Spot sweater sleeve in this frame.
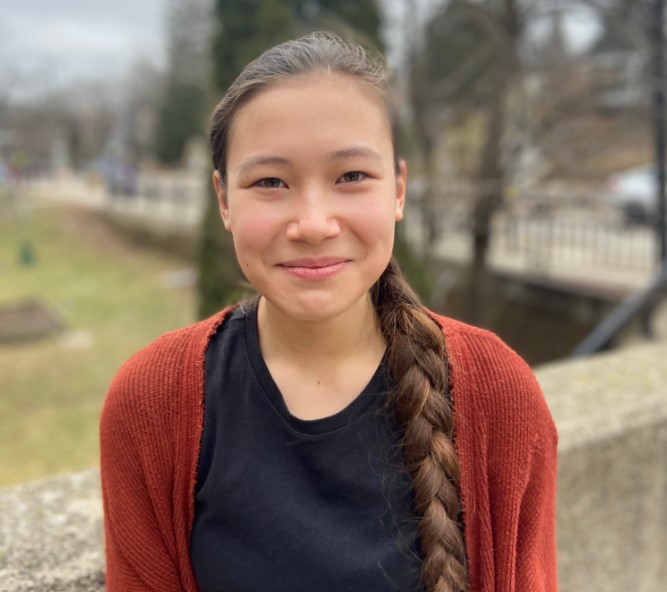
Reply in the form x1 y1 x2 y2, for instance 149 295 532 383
485 338 559 592
479 334 558 592
514 400 558 592
99 341 197 592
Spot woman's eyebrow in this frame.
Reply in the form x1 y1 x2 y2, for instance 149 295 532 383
236 147 383 175
236 155 290 174
326 146 384 161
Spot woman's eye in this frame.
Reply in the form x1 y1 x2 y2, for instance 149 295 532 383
336 171 366 184
255 178 286 189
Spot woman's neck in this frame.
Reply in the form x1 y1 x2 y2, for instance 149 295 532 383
256 295 386 420
256 295 385 364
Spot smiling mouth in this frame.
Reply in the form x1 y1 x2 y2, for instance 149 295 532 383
277 258 350 280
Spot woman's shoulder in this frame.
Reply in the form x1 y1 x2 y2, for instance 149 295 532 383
101 307 234 428
426 309 557 445
114 309 229 382
426 309 531 373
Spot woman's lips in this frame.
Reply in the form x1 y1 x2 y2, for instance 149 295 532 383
277 258 350 280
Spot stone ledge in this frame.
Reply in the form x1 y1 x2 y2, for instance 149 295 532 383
536 341 667 592
0 468 104 591
535 339 667 450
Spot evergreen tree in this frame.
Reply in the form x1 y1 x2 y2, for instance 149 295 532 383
154 0 212 166
154 82 206 165
211 0 297 93
301 0 384 51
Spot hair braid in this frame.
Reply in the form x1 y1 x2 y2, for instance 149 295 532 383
372 259 468 592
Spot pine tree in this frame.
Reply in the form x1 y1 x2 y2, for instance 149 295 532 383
154 0 212 165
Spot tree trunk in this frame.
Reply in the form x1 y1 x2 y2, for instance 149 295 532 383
466 79 508 325
465 0 520 325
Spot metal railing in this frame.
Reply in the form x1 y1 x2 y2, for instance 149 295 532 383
572 263 667 356
495 214 656 273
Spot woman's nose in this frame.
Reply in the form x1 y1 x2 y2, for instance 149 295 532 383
285 194 340 243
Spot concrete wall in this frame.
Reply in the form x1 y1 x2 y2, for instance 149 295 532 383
538 341 667 592
1 341 666 591
0 469 104 591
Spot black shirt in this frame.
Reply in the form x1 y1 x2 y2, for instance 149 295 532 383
191 305 424 592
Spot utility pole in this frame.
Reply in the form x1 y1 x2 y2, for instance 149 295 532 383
653 0 667 266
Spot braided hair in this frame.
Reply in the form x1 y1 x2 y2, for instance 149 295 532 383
372 259 466 591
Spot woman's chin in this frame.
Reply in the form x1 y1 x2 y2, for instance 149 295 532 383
261 290 373 326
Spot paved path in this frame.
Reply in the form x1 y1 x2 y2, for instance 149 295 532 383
23 175 106 210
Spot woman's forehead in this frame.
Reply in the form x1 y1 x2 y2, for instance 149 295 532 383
226 74 393 165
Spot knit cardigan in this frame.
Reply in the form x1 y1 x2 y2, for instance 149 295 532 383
100 307 558 592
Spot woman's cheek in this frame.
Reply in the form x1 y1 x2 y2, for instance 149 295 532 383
356 199 396 237
232 212 281 258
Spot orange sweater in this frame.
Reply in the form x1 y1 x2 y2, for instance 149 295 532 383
100 308 558 591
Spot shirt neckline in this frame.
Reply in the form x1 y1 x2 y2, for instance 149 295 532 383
243 303 389 436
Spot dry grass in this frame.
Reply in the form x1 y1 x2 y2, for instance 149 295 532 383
0 202 197 486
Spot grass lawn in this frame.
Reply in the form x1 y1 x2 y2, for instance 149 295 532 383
0 200 197 486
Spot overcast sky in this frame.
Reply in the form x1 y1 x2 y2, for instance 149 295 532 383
2 0 600 96
1 0 167 92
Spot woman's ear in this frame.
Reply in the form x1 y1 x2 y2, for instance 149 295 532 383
213 170 232 231
395 159 407 222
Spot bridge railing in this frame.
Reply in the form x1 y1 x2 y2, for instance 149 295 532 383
494 214 657 273
572 263 667 355
404 192 658 281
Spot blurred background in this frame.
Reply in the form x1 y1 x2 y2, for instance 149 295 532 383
1 0 665 487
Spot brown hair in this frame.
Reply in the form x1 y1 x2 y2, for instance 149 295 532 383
209 31 467 592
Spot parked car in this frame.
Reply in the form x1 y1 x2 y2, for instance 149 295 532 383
606 165 660 225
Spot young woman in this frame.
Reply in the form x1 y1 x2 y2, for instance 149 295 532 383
100 32 557 592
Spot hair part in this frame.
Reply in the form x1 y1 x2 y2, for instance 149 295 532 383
210 32 467 592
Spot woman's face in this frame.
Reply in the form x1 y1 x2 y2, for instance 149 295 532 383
214 73 406 324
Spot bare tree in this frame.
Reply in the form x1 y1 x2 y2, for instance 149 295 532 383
398 0 652 321
401 0 523 319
